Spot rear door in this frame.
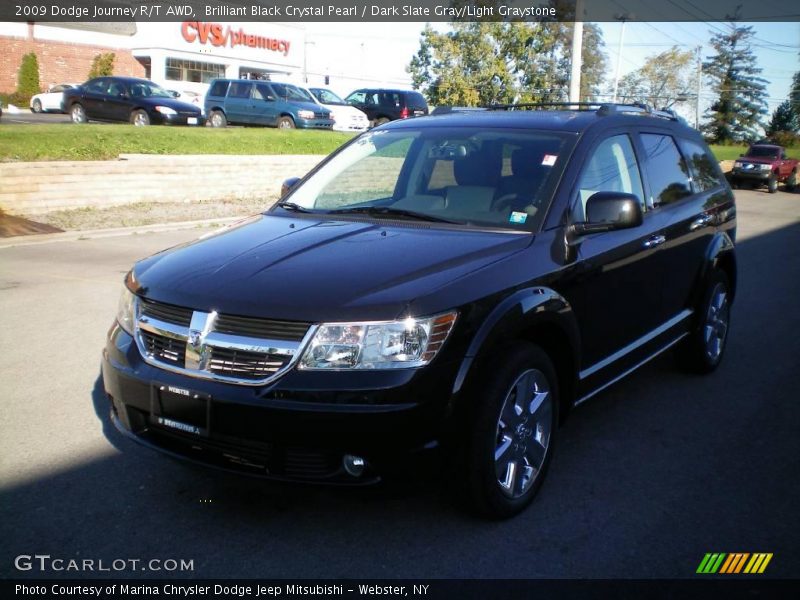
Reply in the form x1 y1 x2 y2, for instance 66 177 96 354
225 81 254 124
81 78 109 119
648 133 732 318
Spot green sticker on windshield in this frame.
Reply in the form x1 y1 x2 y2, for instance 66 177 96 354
509 211 528 224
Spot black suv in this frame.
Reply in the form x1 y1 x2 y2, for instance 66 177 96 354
103 103 736 518
344 88 429 127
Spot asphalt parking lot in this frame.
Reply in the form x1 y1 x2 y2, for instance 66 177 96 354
1 189 798 579
0 111 70 125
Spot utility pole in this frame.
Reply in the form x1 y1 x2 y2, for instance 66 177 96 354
695 45 702 129
611 15 628 103
568 0 584 103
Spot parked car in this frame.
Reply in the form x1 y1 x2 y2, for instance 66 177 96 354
167 89 204 113
30 83 80 113
730 143 798 193
344 88 429 127
103 103 736 518
204 79 333 129
307 87 369 132
62 77 205 126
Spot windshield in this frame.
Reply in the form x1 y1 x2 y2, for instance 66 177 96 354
312 89 345 104
129 81 173 98
745 146 779 159
271 83 315 103
278 127 573 231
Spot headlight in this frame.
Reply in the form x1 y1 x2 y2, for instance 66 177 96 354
733 161 743 168
154 106 176 115
297 109 315 119
117 286 137 335
300 312 457 370
759 164 771 171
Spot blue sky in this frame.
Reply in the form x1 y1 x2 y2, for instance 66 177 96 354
305 21 799 117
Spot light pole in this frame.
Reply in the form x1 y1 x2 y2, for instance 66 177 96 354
611 14 629 103
303 40 316 83
568 0 584 103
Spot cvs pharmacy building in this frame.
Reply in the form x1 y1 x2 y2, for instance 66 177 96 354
0 21 303 95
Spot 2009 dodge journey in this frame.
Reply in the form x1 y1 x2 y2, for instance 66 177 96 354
103 102 736 518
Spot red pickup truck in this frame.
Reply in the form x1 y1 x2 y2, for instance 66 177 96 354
730 144 798 193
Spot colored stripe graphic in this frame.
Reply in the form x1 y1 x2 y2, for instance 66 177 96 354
744 553 773 574
698 552 773 574
697 553 727 573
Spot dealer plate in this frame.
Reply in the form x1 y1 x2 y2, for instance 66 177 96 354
187 117 198 125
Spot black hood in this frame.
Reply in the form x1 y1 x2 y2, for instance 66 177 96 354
133 215 531 322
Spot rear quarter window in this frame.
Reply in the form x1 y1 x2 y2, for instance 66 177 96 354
406 92 428 109
208 80 229 98
679 139 725 192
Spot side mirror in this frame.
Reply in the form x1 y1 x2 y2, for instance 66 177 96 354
572 192 643 235
169 90 180 98
281 176 301 198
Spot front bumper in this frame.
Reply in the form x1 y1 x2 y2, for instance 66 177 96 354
731 167 772 181
102 324 457 484
295 118 334 130
159 113 206 126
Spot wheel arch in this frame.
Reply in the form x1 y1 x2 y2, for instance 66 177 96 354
704 231 737 301
451 287 580 423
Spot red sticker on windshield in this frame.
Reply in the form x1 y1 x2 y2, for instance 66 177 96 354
542 154 557 166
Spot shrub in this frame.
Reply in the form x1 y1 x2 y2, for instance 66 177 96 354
88 53 115 78
16 52 40 103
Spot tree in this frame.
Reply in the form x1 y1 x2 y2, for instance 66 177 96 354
702 25 769 143
790 68 800 118
617 47 697 109
88 53 115 78
407 19 607 107
17 52 40 101
766 100 799 135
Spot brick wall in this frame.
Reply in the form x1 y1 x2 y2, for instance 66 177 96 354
0 28 144 94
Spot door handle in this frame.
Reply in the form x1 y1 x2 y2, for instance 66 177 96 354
690 213 713 231
643 234 666 249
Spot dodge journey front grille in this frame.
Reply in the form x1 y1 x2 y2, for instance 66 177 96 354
134 298 314 385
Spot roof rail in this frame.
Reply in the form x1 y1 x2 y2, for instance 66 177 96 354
484 101 684 123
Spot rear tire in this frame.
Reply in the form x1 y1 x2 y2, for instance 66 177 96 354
70 103 87 124
277 116 295 129
373 117 390 127
786 169 797 192
208 110 227 128
464 343 558 519
676 270 731 374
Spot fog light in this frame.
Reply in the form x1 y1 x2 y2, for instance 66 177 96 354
343 454 366 477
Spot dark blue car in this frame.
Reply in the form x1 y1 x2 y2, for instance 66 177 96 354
62 77 205 126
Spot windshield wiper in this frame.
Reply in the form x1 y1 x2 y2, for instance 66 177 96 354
275 201 313 213
327 206 459 224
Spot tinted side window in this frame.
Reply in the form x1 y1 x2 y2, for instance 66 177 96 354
640 134 692 207
228 82 252 99
208 80 229 98
407 92 428 108
253 83 273 101
573 134 644 222
85 79 107 94
679 139 724 192
346 91 366 104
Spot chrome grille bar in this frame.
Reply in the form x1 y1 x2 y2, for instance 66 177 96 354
133 298 316 386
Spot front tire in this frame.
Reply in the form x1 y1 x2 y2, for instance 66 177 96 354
31 99 42 113
131 109 150 127
676 270 731 374
466 343 558 519
277 116 295 129
767 173 778 194
70 103 87 124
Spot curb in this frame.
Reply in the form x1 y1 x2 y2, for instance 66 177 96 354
0 216 241 249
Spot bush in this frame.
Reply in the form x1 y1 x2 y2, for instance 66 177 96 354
766 130 800 148
88 53 115 78
16 52 40 103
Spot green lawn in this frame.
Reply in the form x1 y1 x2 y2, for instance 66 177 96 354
710 144 800 161
0 124 354 161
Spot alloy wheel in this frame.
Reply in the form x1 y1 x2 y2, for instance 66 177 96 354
704 283 729 361
494 369 552 499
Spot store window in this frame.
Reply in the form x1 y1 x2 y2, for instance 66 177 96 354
165 58 225 84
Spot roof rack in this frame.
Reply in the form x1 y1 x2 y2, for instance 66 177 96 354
432 102 686 123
